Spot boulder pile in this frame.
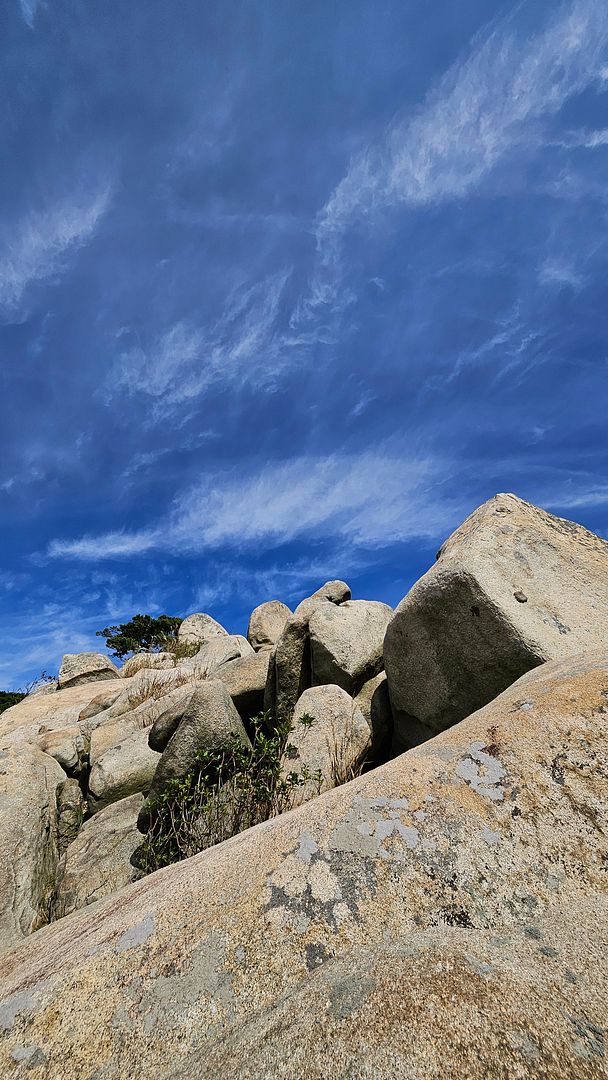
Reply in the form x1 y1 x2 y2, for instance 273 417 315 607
0 493 606 1079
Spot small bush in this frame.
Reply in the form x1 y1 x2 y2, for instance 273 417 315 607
136 712 322 873
0 690 25 714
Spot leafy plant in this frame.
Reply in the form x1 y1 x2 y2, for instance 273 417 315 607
96 614 183 659
136 712 322 873
0 690 25 714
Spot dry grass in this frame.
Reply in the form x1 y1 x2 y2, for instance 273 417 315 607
126 670 193 711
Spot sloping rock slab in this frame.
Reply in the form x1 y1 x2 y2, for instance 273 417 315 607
0 652 607 1078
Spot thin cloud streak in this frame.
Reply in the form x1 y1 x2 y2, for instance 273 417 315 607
319 0 608 235
18 0 40 28
0 184 112 313
47 451 456 560
301 0 608 324
111 268 292 418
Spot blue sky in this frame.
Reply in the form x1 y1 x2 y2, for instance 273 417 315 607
1 0 608 687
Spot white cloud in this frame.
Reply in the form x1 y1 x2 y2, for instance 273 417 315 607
47 450 458 560
315 0 608 265
0 185 111 313
112 268 291 417
18 0 41 28
541 481 608 509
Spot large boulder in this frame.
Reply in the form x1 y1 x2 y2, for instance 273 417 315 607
57 652 119 690
247 601 291 652
0 745 65 954
282 684 371 808
1 651 606 1077
177 612 228 647
147 686 204 753
384 493 608 750
267 581 351 723
88 729 160 815
138 680 251 832
193 635 254 676
309 599 392 695
54 794 143 919
214 651 271 720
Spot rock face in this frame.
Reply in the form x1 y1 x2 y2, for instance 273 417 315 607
214 651 271 719
283 684 371 808
54 794 143 919
384 493 608 750
267 581 352 723
56 779 84 854
138 681 250 832
247 601 291 652
1 650 606 1078
309 599 392 695
194 635 254 676
88 728 161 814
0 745 65 954
354 671 393 764
37 725 87 775
177 612 228 647
57 652 119 690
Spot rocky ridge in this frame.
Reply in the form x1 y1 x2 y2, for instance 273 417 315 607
0 493 606 1078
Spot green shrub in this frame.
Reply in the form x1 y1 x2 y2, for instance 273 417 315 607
136 711 321 873
0 690 25 714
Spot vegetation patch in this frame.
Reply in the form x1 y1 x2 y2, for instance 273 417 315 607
135 711 322 873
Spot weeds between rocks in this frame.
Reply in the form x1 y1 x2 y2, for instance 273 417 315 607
126 670 194 711
135 711 323 873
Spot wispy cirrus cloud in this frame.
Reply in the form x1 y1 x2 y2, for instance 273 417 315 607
47 450 457 560
18 0 42 28
299 0 608 324
0 184 112 314
111 268 291 418
319 0 608 240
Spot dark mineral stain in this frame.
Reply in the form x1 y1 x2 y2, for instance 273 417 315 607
305 943 331 971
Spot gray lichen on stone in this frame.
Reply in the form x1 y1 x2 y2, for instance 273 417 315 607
455 742 507 801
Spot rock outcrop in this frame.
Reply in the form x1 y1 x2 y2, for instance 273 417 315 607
88 729 160 814
0 745 65 953
283 684 371 807
57 652 119 690
1 650 606 1078
54 794 143 918
247 601 291 652
137 681 250 832
119 652 175 679
354 671 393 763
177 612 228 647
309 599 392 695
266 581 351 723
214 651 271 720
384 493 608 750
